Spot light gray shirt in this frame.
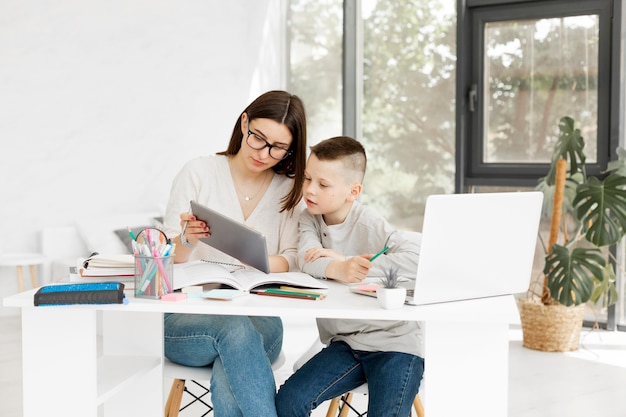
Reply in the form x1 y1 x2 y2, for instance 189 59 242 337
299 200 424 356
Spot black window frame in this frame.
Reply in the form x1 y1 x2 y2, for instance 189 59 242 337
456 0 619 190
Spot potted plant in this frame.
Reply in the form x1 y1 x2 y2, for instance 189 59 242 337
519 115 626 352
376 266 407 309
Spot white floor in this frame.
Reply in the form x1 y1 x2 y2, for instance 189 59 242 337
1 313 625 417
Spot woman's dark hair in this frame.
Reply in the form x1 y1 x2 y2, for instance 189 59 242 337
218 90 307 212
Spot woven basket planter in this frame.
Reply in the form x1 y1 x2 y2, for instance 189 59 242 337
518 299 585 352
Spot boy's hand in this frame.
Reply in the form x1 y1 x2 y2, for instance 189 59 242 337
326 256 372 283
304 247 346 262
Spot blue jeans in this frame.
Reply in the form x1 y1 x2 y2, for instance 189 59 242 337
164 313 283 417
276 341 424 417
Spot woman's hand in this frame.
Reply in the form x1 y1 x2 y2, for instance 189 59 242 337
179 212 210 246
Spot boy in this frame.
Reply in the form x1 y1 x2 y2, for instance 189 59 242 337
276 136 424 417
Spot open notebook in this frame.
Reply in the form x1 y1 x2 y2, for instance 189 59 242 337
351 191 543 305
173 260 328 292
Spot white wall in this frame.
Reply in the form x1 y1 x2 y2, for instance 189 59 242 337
0 0 287 312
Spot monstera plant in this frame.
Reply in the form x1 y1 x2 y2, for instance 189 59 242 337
520 116 626 351
539 116 626 307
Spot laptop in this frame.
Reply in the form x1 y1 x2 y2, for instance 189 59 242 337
351 191 543 305
190 200 271 273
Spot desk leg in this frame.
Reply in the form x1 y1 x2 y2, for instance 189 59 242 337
21 307 98 417
422 321 509 417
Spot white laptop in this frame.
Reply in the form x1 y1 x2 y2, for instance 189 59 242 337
352 191 543 305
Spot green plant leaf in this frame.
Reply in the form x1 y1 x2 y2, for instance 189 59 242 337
573 174 626 247
380 266 400 288
589 264 618 307
536 174 580 220
545 116 586 185
544 244 605 306
603 147 626 176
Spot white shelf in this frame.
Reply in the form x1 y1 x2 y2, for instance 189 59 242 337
97 355 161 405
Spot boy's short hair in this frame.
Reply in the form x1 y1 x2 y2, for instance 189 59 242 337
310 136 367 181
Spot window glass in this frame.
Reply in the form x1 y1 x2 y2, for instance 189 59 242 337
288 0 343 144
289 0 457 231
484 16 599 164
360 0 457 230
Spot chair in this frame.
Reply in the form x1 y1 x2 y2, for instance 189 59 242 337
295 339 425 417
0 252 47 292
164 350 286 417
325 386 424 417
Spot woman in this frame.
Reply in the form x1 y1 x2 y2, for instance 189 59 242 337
162 90 307 417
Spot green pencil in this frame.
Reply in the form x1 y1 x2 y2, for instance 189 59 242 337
127 226 137 241
370 245 390 261
263 288 323 298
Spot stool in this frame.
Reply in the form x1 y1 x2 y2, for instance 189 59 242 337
325 386 424 417
0 253 48 292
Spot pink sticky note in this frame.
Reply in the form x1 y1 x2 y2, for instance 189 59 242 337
355 284 379 293
161 293 187 302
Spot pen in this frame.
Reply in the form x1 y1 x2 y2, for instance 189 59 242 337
127 227 137 241
180 206 193 242
370 243 393 262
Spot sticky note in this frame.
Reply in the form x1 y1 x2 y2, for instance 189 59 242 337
354 284 379 293
161 293 187 302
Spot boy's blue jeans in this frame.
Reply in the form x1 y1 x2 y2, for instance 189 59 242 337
164 313 283 417
276 341 424 417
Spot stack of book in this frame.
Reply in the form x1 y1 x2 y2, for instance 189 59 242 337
71 253 135 287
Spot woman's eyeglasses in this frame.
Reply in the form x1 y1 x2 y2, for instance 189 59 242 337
246 121 291 160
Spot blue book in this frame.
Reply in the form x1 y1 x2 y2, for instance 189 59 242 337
34 282 126 306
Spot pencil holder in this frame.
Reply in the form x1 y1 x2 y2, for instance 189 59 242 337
134 254 174 299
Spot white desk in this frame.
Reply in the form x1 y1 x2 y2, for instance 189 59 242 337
4 281 519 417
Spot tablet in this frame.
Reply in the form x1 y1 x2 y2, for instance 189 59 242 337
190 200 270 273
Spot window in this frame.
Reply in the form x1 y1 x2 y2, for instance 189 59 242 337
459 0 614 186
289 0 457 231
459 0 623 329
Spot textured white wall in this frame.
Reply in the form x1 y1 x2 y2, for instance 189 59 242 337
0 0 287 311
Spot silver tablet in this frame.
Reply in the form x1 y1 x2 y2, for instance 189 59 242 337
190 200 270 273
